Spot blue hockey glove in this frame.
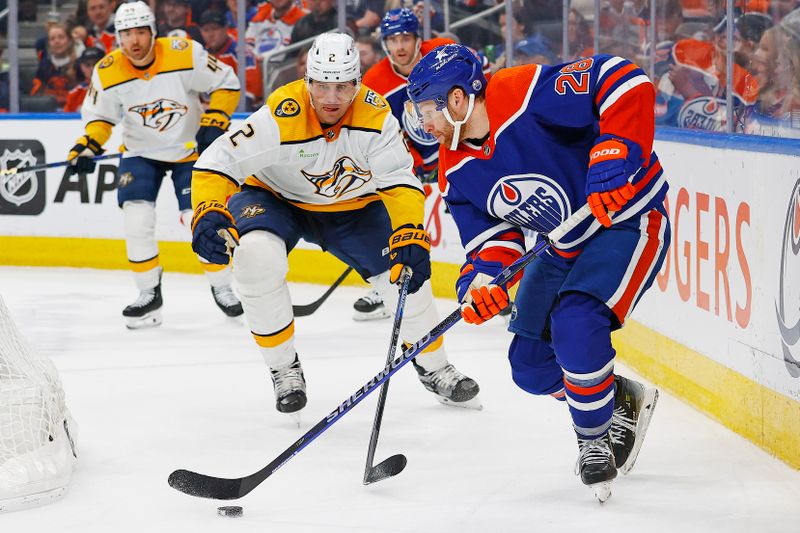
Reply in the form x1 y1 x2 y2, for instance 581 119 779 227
196 110 230 155
388 224 431 294
191 200 239 265
586 135 642 227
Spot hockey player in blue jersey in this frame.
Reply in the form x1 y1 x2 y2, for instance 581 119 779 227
407 44 670 501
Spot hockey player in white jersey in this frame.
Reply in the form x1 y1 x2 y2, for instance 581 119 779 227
190 32 481 416
66 1 243 329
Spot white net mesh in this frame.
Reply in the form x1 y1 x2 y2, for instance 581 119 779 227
0 295 76 512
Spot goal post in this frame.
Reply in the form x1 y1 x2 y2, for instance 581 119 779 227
0 295 77 513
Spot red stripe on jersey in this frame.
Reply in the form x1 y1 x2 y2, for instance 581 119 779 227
633 160 662 193
595 63 639 105
598 83 655 160
563 373 615 395
440 65 539 187
610 210 664 323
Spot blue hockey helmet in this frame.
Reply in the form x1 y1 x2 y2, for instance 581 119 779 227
407 44 486 111
380 8 420 40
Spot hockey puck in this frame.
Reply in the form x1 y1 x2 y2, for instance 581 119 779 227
217 505 243 518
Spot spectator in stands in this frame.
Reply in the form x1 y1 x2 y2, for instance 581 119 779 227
290 0 338 45
200 10 263 110
490 7 537 69
743 9 800 136
158 0 204 43
512 34 557 65
356 34 382 72
224 0 259 36
86 0 117 53
565 7 594 60
346 0 384 35
64 46 105 113
245 0 308 59
31 23 79 110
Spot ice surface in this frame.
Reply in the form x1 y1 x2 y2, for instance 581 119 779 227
1 267 798 532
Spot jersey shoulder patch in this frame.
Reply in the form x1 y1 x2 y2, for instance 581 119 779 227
266 80 321 144
155 37 195 73
95 49 133 90
348 85 390 132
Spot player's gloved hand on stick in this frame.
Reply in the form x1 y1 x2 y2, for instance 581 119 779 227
388 224 431 294
456 257 512 325
67 134 104 174
585 134 643 228
191 200 239 265
196 110 230 155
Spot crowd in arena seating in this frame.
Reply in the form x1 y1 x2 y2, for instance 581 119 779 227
1 0 799 137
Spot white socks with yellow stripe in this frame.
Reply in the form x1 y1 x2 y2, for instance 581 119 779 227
370 271 448 373
233 230 296 370
123 200 162 290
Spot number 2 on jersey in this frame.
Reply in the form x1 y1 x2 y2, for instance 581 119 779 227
554 58 593 95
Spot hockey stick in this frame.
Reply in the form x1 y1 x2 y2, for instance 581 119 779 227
167 204 591 501
0 141 198 176
362 268 411 485
292 266 354 317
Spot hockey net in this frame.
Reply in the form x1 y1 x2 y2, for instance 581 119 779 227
0 295 77 513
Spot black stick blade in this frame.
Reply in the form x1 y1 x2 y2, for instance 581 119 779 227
364 454 407 485
168 469 244 500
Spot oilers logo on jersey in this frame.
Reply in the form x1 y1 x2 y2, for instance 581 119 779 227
486 175 570 233
128 99 189 131
302 156 373 198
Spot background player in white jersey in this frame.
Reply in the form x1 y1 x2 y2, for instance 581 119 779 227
189 32 481 417
66 1 243 329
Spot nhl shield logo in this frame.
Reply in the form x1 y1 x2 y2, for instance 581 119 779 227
0 149 38 206
0 141 46 216
302 156 372 198
128 99 189 131
776 179 800 377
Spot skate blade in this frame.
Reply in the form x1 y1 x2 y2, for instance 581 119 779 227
591 481 613 503
436 394 483 410
124 310 163 330
619 388 659 475
352 309 391 321
287 411 301 428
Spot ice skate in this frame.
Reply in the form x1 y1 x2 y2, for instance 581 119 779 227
412 360 482 409
270 355 307 426
610 375 659 475
576 433 617 503
352 289 391 321
211 285 244 317
122 284 163 329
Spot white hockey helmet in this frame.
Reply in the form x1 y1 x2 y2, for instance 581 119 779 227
114 1 157 45
305 32 362 87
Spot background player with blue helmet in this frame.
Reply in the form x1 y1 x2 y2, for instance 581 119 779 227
352 8 455 322
407 44 669 502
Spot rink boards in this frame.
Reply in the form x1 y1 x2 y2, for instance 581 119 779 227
0 117 798 469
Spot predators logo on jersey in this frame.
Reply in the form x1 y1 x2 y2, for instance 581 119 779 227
302 156 372 198
128 99 189 132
